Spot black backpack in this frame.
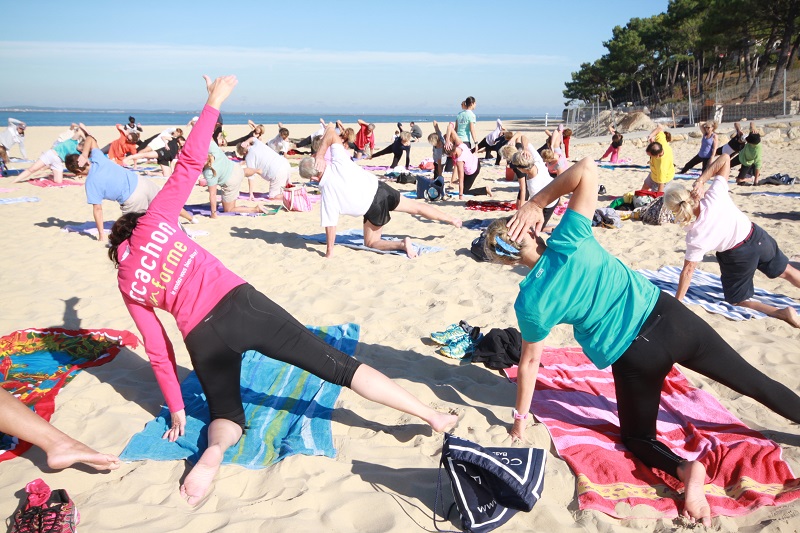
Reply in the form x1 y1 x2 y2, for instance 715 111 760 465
470 231 491 262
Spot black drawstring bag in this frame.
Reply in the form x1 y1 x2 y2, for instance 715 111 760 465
434 433 547 532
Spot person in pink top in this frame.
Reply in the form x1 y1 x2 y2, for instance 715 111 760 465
443 124 492 200
664 154 800 328
107 75 458 506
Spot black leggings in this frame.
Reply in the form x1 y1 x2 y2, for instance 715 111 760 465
136 133 160 151
184 284 362 429
462 161 488 196
226 131 256 147
477 138 506 165
611 291 800 479
679 154 710 174
372 142 410 168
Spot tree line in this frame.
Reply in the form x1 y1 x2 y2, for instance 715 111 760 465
563 0 799 106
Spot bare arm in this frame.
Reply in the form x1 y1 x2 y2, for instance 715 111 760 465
208 184 219 218
509 340 543 441
507 157 598 240
676 260 697 301
648 124 664 142
324 226 337 258
357 119 368 127
92 204 105 242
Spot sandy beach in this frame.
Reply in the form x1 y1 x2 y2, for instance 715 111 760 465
0 118 798 532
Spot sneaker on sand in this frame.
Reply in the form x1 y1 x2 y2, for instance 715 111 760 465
438 335 476 359
10 479 79 533
430 323 468 345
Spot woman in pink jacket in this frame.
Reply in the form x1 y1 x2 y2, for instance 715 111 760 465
108 75 457 505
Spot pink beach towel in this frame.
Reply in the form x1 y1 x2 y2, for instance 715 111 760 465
26 178 83 188
504 346 800 519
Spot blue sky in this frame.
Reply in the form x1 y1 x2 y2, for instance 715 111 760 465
1 1 668 114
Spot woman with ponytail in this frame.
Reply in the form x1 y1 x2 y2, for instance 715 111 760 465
664 153 800 327
109 75 457 507
483 157 800 527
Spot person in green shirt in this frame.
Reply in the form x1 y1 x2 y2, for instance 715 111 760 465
730 125 762 186
484 157 800 527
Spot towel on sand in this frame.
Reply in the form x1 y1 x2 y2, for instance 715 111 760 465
0 196 39 205
26 178 83 188
638 266 800 320
750 191 800 199
63 221 208 239
120 324 358 469
504 346 800 519
183 203 280 217
302 228 443 256
0 327 138 463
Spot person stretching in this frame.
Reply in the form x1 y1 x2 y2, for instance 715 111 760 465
493 157 800 527
599 125 624 163
443 123 492 200
237 136 292 201
665 154 799 328
108 75 458 505
679 121 718 174
370 131 411 168
203 140 271 217
641 124 674 192
299 124 462 258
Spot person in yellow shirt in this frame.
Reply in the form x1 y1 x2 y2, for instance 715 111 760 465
641 125 674 192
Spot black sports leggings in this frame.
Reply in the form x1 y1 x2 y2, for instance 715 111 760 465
679 154 710 174
477 137 506 165
226 130 256 147
372 141 410 168
462 161 488 196
184 284 362 429
611 291 800 479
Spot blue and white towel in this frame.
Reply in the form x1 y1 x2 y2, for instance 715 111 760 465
750 192 800 199
302 228 443 256
120 324 359 468
0 196 39 205
638 266 800 320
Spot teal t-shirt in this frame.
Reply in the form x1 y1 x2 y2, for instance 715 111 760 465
514 209 659 368
203 141 234 186
53 139 79 161
456 110 476 143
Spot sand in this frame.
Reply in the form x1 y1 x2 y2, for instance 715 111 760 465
0 118 798 532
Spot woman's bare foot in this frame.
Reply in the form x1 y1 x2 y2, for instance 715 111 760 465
486 186 493 198
180 445 224 506
677 460 711 527
403 237 418 259
429 411 460 433
774 307 800 328
46 438 121 471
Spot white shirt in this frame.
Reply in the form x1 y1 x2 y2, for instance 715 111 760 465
147 128 177 151
684 175 752 262
0 118 26 158
525 144 557 208
244 139 290 181
319 144 379 227
267 133 291 154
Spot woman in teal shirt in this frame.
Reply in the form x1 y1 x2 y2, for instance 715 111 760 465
485 157 800 527
455 96 477 147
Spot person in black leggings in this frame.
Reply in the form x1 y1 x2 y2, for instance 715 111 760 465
486 157 800 527
370 131 412 168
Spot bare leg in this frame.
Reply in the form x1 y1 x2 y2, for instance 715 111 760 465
123 149 158 167
362 222 409 255
779 264 800 289
349 365 458 433
179 209 195 223
51 167 64 184
180 418 242 506
160 164 173 178
676 460 711 526
221 199 262 214
0 389 120 471
735 299 800 328
11 160 47 183
394 196 462 227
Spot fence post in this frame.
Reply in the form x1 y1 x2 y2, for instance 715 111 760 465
545 113 548 128
686 80 693 125
784 69 787 116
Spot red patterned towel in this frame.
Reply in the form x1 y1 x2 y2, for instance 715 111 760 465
504 346 800 518
465 200 517 212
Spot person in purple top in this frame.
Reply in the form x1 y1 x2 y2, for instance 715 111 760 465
107 75 458 506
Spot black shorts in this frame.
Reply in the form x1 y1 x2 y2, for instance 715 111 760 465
716 223 789 303
363 181 401 227
155 147 174 166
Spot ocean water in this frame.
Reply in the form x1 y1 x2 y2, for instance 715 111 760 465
0 110 551 128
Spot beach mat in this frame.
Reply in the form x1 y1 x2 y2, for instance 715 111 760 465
0 197 39 205
0 327 138 463
183 203 280 217
120 324 358 469
26 178 83 188
638 266 800 320
750 191 800 199
465 200 517 212
63 221 209 239
504 346 800 519
0 187 18 193
301 228 443 256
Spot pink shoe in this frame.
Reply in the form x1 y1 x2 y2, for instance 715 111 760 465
9 479 79 533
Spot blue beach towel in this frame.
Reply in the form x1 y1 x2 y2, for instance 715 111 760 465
183 203 279 217
750 191 800 199
638 266 800 321
0 196 39 205
302 228 443 256
120 324 359 468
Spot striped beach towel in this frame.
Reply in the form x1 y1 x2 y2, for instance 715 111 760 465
0 327 138 463
301 228 443 256
637 266 800 320
0 196 39 205
504 346 800 519
120 324 359 468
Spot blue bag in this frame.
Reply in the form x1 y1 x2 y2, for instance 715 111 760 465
424 175 446 201
434 433 546 533
416 176 433 199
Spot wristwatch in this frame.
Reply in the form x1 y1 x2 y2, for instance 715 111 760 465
512 408 529 421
